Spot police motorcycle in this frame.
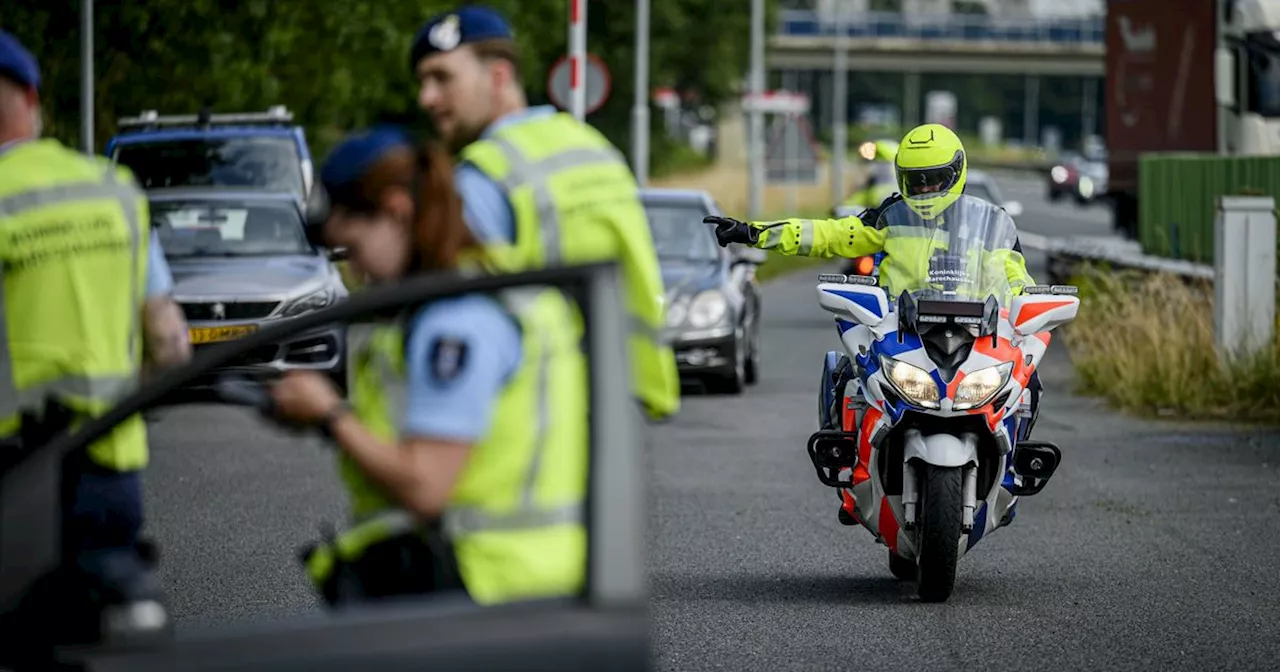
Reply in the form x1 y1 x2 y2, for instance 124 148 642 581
807 194 1079 602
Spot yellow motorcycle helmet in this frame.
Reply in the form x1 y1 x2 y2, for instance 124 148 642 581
894 123 967 221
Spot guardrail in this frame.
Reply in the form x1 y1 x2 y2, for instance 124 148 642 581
778 9 1104 44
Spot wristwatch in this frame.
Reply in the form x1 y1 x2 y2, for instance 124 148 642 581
318 401 353 439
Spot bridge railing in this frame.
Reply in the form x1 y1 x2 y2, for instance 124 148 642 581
778 9 1104 44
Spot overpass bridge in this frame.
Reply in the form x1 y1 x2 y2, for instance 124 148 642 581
766 10 1105 144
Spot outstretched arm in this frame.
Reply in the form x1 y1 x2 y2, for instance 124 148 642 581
748 215 887 258
706 213 886 259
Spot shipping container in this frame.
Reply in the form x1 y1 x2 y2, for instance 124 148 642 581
1105 0 1220 237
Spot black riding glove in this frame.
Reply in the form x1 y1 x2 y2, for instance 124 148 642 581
703 215 760 247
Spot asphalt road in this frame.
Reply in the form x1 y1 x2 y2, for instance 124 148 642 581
139 173 1280 670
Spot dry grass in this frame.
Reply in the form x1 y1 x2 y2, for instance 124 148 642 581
1066 265 1280 422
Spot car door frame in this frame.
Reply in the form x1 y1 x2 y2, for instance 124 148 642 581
0 263 650 672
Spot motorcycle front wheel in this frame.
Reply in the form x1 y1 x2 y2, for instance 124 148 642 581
916 464 962 603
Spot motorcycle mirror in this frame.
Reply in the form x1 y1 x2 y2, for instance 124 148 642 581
896 290 916 343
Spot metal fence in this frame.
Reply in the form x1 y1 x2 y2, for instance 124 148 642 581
1139 154 1280 266
778 9 1104 44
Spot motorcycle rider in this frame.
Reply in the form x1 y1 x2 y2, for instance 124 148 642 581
704 123 1045 520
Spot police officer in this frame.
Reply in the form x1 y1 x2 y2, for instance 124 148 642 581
409 6 679 422
267 128 589 606
0 30 191 649
705 123 1045 519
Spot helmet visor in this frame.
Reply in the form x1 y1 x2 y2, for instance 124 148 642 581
898 151 964 198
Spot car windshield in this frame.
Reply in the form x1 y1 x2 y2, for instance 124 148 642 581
878 194 1022 306
643 202 720 262
114 137 304 193
151 199 312 258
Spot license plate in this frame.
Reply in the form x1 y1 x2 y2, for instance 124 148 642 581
189 325 258 345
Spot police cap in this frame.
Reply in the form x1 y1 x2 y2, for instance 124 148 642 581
410 5 514 70
0 30 40 91
320 126 414 210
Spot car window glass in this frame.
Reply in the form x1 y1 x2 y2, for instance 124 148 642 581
152 201 312 257
115 137 304 193
644 203 720 262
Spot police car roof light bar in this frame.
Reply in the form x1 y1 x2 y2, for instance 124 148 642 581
117 105 294 130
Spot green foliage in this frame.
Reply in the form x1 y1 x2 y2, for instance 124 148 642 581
7 0 776 161
650 137 714 179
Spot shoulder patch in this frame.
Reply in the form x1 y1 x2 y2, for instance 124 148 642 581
428 336 470 386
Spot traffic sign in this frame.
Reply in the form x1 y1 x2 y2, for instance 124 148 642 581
547 54 612 116
765 113 820 184
742 90 810 115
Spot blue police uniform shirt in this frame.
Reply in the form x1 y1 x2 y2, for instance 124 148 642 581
145 230 175 298
401 293 523 442
454 105 559 244
0 139 174 298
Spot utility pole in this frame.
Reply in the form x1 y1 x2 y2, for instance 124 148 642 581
830 2 849 209
80 0 94 152
631 0 651 185
748 0 766 219
569 0 587 120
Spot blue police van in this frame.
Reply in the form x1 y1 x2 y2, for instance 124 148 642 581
105 106 314 197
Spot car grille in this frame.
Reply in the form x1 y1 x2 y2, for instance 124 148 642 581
195 342 281 367
181 301 280 321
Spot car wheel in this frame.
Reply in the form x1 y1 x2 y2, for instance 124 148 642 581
708 327 747 395
744 318 761 386
1047 189 1063 202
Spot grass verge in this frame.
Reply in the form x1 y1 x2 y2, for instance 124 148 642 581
1065 264 1280 422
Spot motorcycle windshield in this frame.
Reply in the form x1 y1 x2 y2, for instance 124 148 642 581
878 194 1022 307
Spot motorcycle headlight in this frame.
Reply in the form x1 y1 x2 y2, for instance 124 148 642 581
879 356 940 409
666 294 690 328
687 290 728 329
953 362 1013 411
279 288 335 318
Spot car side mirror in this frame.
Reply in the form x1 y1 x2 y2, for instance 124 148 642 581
731 244 768 266
326 247 350 262
1002 200 1024 218
304 183 331 248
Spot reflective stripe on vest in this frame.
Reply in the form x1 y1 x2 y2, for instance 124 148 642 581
0 168 144 430
486 134 626 265
485 136 666 349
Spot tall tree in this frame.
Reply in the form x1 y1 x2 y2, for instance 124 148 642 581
6 0 775 163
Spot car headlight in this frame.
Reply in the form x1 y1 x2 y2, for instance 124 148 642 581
953 362 1013 411
687 290 728 329
665 294 690 328
879 355 940 409
278 288 335 318
1078 176 1094 197
1050 166 1067 183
